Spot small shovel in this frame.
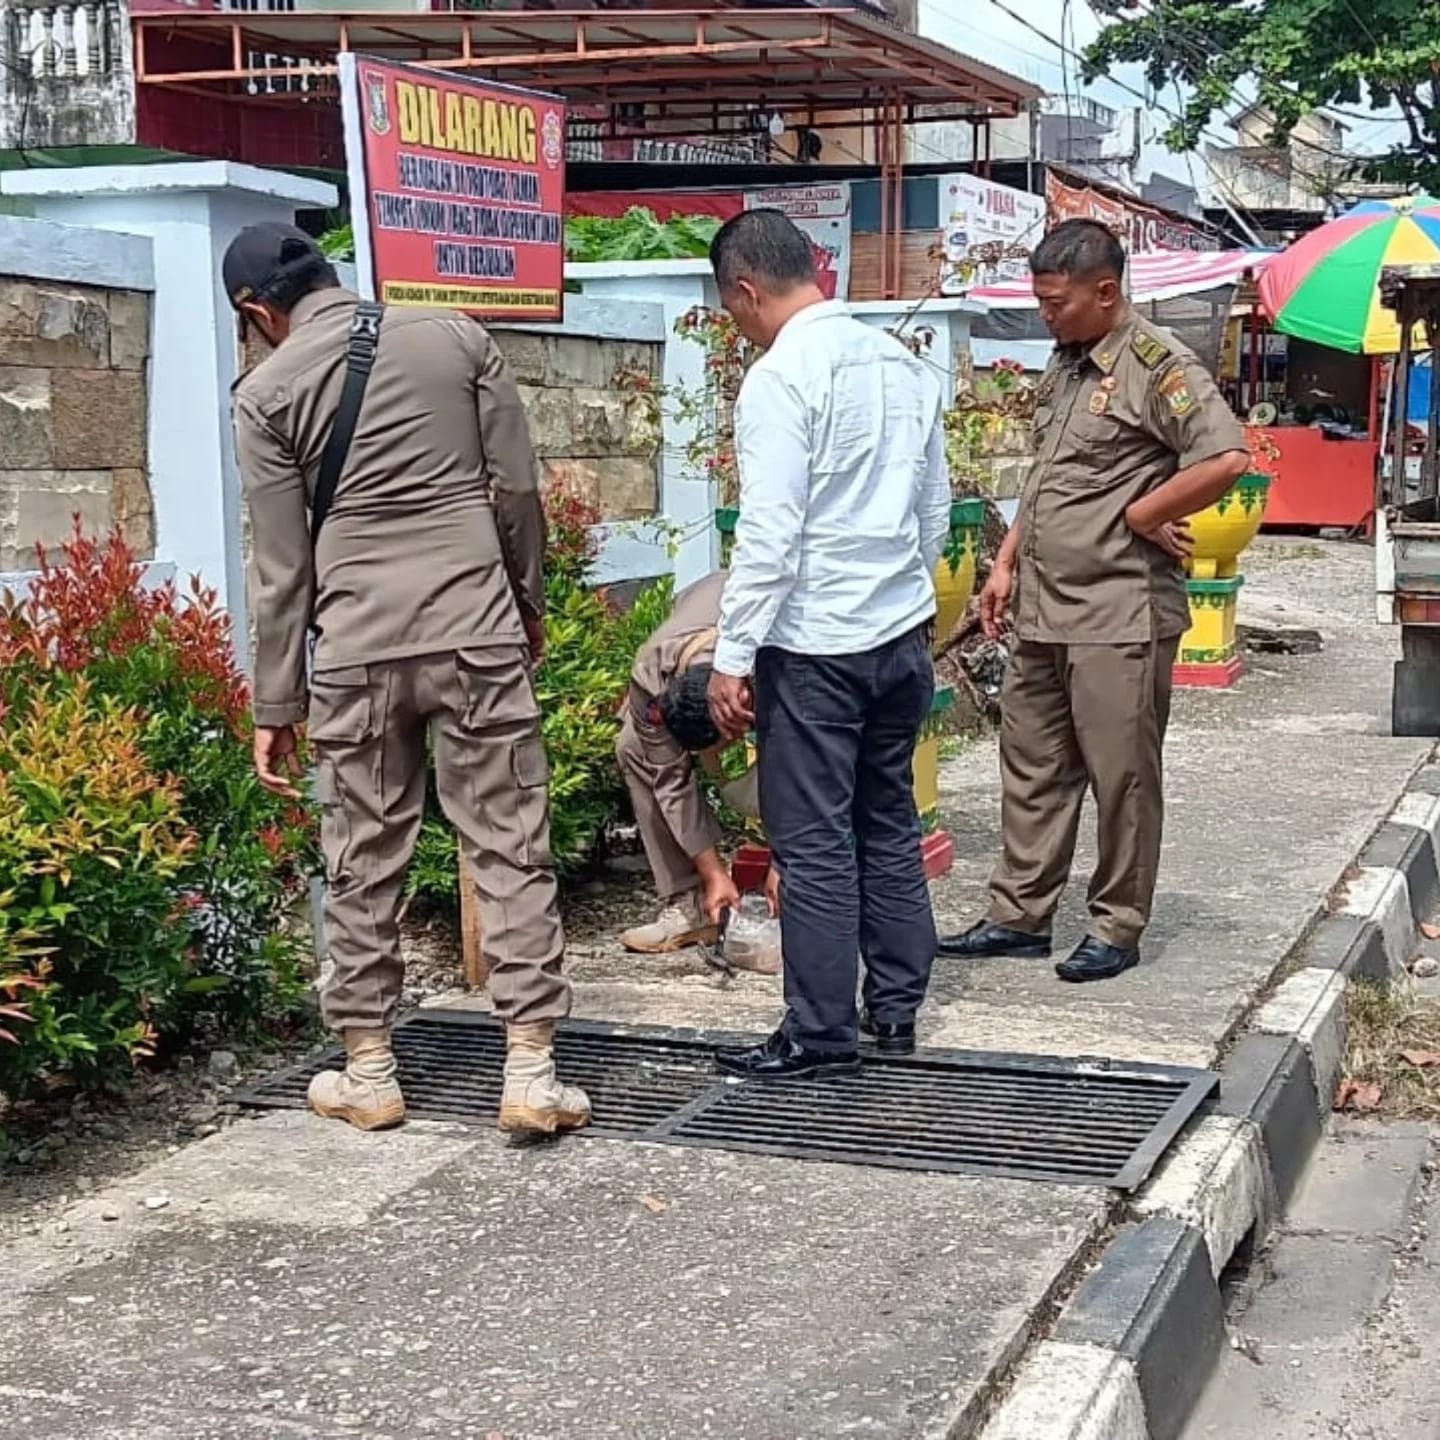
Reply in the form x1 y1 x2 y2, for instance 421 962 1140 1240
699 904 735 982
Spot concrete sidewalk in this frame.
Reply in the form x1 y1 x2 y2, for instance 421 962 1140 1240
0 538 1430 1440
563 539 1422 1072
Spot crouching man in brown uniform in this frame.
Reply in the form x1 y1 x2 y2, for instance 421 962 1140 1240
226 222 588 1136
617 570 768 953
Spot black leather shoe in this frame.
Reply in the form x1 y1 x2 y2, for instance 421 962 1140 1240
715 1028 862 1080
936 921 1052 960
1055 935 1140 983
860 1012 916 1057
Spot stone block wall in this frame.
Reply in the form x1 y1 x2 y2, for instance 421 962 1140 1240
974 415 1035 501
950 357 1037 501
494 330 662 520
239 324 663 522
0 275 152 571
235 318 662 661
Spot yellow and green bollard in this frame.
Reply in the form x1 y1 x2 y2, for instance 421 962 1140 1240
1174 473 1273 687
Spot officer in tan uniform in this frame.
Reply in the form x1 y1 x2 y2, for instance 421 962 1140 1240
615 570 773 954
224 222 589 1135
939 219 1247 982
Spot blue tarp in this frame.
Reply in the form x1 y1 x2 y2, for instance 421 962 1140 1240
1408 354 1434 425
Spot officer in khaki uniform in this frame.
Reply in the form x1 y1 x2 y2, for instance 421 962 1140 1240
615 570 771 954
224 222 589 1134
939 219 1248 982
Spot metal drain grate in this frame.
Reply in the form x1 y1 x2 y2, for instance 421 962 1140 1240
238 1012 1217 1190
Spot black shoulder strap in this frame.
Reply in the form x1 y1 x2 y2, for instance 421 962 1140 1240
311 300 384 546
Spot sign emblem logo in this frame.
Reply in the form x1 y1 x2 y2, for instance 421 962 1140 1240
541 109 563 170
365 72 391 136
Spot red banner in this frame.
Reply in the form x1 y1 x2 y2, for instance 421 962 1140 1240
341 55 566 320
1045 171 1217 254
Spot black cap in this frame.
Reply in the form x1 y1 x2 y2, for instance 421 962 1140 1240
222 222 326 310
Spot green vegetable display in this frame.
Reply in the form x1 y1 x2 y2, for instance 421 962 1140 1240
564 207 722 263
318 223 354 262
317 207 720 269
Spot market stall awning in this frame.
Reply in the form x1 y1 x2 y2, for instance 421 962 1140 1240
132 6 1041 121
969 248 1275 309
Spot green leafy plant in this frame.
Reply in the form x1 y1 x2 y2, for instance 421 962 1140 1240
944 359 1037 495
318 223 354 262
671 305 754 508
0 527 315 1103
0 682 198 1096
565 207 722 264
611 306 755 512
322 207 721 268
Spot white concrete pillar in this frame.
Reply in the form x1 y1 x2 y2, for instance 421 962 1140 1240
1 161 338 671
567 259 721 589
848 297 979 405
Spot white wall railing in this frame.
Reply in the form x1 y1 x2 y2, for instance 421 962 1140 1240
0 0 135 148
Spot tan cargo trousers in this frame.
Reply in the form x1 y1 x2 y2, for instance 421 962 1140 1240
308 647 570 1032
614 701 723 900
986 636 1179 949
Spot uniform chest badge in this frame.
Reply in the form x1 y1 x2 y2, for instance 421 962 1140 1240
1157 367 1195 417
1088 388 1110 415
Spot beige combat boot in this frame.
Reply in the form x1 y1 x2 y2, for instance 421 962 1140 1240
620 889 718 954
499 1022 592 1136
307 1029 406 1131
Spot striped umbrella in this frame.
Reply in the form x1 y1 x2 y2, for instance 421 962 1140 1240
1258 195 1440 353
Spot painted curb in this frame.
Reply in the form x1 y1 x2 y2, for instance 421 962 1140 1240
1051 1218 1224 1440
1212 1034 1320 1213
978 752 1440 1440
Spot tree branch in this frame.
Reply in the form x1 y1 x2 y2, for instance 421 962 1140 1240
1397 82 1427 152
1084 1 1440 193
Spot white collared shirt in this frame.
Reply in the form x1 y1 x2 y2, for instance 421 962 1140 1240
713 301 950 678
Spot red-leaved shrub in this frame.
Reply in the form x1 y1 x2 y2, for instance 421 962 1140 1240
0 524 315 1102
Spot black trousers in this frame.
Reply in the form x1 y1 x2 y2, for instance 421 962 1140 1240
755 624 937 1051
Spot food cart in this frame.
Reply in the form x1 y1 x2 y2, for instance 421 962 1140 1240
1258 197 1440 536
1374 264 1440 734
1219 302 1379 530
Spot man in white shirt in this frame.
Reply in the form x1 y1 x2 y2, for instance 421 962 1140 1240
705 209 951 1079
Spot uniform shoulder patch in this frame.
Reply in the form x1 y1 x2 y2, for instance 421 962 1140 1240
1156 364 1195 417
1130 331 1171 370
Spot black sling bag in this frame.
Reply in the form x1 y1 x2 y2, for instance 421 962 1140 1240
310 300 384 546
